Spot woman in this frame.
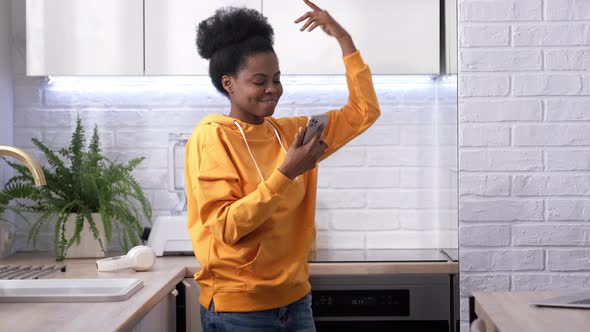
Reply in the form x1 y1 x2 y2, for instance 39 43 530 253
185 0 380 330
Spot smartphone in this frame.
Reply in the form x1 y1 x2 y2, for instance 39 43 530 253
303 114 329 145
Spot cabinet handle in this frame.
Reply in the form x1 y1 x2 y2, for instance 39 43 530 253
170 289 179 297
182 280 191 288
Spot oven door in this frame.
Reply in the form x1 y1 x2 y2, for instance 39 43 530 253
310 274 452 332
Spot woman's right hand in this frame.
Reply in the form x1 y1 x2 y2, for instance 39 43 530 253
294 0 356 56
279 125 328 180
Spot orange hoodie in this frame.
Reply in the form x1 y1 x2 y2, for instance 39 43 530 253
185 51 380 312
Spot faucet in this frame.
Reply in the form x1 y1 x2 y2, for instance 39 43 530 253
0 145 46 186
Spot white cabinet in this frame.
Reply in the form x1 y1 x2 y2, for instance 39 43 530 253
184 278 203 332
26 0 144 76
132 289 177 332
145 0 262 75
26 0 446 76
263 0 440 75
132 279 202 332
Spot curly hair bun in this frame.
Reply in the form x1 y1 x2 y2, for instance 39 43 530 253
196 7 274 60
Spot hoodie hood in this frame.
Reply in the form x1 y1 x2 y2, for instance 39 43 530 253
198 114 278 140
197 113 288 183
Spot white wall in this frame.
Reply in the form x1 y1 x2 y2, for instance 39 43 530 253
0 0 14 183
458 0 590 330
10 75 458 252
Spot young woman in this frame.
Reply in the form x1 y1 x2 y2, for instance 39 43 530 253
185 0 380 330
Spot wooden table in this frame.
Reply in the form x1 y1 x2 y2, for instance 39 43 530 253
471 292 590 332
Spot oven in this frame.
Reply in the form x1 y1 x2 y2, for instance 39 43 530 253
176 274 454 332
310 274 454 332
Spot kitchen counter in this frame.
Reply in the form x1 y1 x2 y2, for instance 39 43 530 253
472 292 590 332
0 252 457 332
0 253 192 332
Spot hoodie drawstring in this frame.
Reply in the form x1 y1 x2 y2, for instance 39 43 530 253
234 120 288 183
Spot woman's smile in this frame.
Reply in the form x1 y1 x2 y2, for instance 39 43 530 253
260 98 278 105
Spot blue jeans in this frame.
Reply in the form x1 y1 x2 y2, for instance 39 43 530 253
200 292 316 332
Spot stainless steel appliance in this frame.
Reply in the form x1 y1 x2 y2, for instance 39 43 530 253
147 217 459 332
310 249 458 332
310 274 452 332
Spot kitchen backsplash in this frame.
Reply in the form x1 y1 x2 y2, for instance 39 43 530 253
10 75 457 252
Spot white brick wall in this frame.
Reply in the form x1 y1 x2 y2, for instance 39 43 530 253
459 0 590 330
8 76 457 253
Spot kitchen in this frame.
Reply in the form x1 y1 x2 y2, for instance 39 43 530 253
1 0 590 331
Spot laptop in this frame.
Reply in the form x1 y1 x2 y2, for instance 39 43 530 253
530 290 590 309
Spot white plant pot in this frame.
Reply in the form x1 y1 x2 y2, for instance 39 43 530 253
63 213 108 258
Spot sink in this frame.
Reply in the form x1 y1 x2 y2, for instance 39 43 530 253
0 278 143 302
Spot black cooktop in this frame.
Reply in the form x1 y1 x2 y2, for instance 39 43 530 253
309 249 458 263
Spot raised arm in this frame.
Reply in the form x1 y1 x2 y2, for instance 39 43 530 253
295 0 381 159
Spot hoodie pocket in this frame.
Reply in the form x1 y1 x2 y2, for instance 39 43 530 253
236 239 296 291
212 244 261 293
235 243 271 292
235 243 263 276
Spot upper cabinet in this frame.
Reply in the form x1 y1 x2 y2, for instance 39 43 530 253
26 0 144 76
264 0 440 75
144 0 262 75
26 0 455 76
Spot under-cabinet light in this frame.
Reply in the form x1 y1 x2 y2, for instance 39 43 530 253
46 75 454 90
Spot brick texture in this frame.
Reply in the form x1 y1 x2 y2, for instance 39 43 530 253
459 0 590 330
10 74 458 254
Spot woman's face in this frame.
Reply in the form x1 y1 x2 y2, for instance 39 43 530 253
223 51 283 124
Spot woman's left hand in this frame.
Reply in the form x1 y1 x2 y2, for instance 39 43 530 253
294 0 348 40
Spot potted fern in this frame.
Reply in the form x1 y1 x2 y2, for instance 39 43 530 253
0 116 151 261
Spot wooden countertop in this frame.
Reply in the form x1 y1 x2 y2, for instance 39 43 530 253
1 253 457 332
0 254 193 332
473 292 590 332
